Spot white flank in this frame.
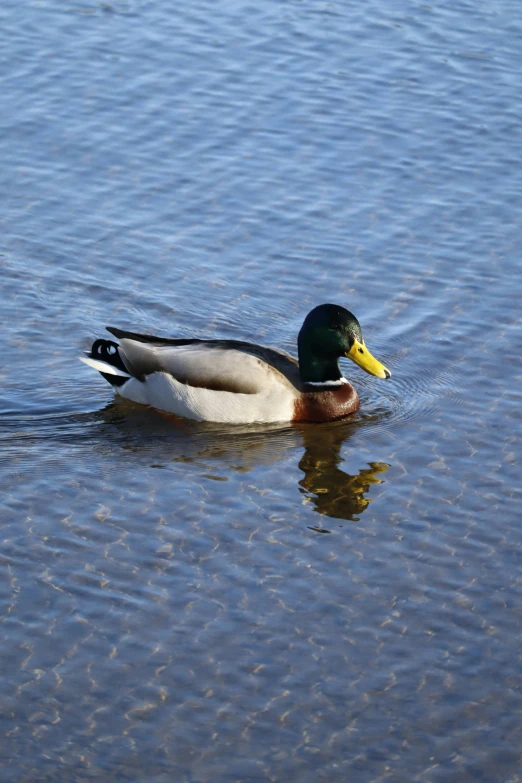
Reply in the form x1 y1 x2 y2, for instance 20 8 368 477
116 372 296 424
305 377 348 387
79 356 131 378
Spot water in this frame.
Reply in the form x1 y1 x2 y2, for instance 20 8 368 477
1 0 522 780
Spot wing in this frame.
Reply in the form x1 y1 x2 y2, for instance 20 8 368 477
107 328 301 394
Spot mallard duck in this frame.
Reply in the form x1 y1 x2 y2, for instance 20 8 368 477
80 303 391 423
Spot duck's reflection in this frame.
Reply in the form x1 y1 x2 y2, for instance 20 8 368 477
297 424 389 528
99 401 390 528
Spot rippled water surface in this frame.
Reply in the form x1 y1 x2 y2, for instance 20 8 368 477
1 0 522 780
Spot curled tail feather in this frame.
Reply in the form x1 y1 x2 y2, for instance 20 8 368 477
79 339 132 387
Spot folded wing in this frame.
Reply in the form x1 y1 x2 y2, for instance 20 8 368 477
108 329 301 395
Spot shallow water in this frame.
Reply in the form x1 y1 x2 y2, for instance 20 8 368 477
1 0 522 781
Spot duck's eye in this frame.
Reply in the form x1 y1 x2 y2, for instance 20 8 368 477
358 347 364 354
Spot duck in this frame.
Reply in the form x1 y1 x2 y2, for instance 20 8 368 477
80 303 391 424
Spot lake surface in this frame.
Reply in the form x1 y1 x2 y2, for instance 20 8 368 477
1 0 522 780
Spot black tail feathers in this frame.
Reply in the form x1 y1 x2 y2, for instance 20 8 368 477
89 339 130 387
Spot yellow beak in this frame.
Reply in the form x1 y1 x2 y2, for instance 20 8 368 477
346 339 391 379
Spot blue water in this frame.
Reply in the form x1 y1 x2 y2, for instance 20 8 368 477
1 0 522 781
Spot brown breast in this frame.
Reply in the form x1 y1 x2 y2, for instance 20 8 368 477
293 383 360 422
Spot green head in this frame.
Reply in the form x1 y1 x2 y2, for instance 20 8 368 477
297 303 391 385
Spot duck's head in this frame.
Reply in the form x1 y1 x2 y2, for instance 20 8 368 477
297 303 391 385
